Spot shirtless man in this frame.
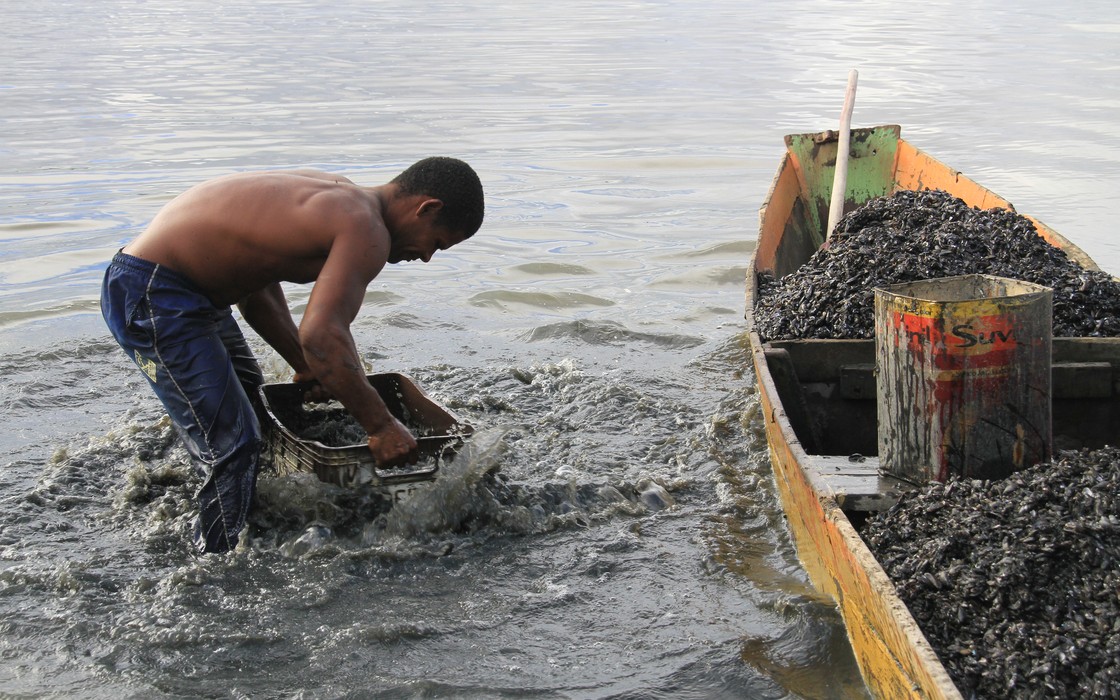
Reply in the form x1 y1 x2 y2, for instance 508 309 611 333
100 157 484 553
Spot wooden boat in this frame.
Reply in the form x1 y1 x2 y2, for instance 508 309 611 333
744 124 1120 699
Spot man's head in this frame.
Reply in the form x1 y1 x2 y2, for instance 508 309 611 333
391 157 484 238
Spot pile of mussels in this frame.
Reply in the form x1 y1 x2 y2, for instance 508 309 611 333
754 189 1120 341
862 447 1120 698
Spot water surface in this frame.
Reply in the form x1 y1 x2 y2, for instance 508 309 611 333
2 0 1118 697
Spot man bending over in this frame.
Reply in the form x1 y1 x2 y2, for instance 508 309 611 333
101 157 484 553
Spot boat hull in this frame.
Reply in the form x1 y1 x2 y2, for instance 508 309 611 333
750 335 960 699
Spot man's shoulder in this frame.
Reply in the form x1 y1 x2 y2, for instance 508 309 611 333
203 169 357 193
283 169 357 185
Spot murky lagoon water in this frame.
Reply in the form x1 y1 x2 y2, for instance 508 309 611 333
2 1 1119 697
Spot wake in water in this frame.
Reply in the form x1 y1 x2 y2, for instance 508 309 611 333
15 341 783 574
249 423 680 557
27 358 694 560
1 338 869 698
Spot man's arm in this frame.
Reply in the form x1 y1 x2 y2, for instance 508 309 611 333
237 283 312 377
298 217 418 466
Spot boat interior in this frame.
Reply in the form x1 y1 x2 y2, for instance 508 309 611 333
760 334 1120 524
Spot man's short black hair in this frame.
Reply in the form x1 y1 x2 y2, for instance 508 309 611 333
391 157 484 237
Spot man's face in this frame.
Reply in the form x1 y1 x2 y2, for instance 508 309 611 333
388 220 469 264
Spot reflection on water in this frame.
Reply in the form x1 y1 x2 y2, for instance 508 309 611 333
2 0 1119 696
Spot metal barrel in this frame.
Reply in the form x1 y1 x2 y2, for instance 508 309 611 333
874 274 1052 483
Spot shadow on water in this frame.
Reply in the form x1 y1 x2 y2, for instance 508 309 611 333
0 332 868 699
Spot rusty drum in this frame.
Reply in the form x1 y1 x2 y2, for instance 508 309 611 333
875 274 1052 483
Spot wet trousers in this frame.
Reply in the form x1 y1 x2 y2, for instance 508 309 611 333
101 252 264 553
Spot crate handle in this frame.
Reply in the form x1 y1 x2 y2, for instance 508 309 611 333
374 463 438 481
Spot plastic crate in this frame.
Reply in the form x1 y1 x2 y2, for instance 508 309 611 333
259 373 472 496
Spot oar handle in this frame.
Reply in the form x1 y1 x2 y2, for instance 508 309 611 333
826 70 859 241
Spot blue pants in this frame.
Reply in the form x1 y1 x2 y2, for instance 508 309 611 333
101 252 264 554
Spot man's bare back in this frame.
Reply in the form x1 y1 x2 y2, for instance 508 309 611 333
124 170 387 307
121 166 472 461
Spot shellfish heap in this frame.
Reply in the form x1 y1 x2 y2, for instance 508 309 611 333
271 403 432 447
754 189 1120 342
862 447 1120 699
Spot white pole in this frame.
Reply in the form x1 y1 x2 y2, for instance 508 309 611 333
826 70 859 241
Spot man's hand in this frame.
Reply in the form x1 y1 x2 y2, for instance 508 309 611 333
293 370 332 403
367 418 419 467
